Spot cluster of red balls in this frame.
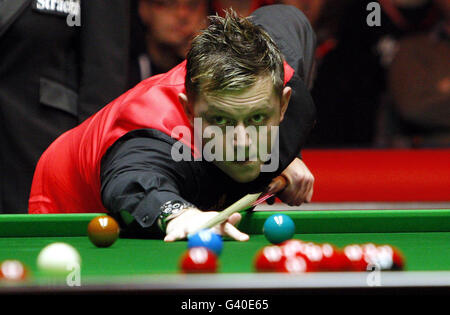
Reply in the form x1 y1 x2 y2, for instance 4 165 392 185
254 240 405 273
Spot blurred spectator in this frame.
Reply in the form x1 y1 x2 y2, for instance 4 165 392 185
274 1 348 89
305 0 443 148
0 0 130 213
275 1 346 54
129 0 208 86
211 0 275 16
378 0 450 147
275 0 325 28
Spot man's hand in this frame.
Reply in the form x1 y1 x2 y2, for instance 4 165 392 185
164 208 250 242
268 158 314 206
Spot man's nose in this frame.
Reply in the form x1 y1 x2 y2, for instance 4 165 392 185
233 124 252 148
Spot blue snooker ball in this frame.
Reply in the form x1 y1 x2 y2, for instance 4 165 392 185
188 229 223 256
263 214 295 244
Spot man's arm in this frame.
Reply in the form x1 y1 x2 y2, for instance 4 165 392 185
100 130 197 229
100 129 248 241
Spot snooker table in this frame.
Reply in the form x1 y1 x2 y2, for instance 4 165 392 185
1 208 450 295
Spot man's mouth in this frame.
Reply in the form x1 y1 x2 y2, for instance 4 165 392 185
233 157 258 165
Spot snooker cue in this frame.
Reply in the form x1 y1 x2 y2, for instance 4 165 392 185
189 175 288 235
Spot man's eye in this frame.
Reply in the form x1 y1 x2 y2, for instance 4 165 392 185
250 114 265 124
213 116 228 125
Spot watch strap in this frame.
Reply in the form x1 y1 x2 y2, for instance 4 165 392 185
157 200 193 233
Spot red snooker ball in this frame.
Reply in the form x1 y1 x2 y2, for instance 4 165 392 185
275 255 312 274
392 248 405 270
343 244 368 271
180 247 218 273
374 245 405 270
318 243 347 271
254 245 285 272
87 215 120 248
0 260 28 281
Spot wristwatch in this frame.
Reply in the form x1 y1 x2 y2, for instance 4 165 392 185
157 200 193 233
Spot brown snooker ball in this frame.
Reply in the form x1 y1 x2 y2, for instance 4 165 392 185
87 215 120 247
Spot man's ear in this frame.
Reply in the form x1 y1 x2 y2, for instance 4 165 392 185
279 86 292 122
178 93 194 125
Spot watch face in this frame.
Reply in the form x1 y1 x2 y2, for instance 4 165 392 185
161 201 183 215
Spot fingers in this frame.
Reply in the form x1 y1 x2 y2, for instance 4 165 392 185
222 213 249 241
297 177 310 203
164 229 187 242
276 158 314 206
223 222 249 241
279 188 296 206
266 175 288 195
227 212 242 226
164 210 251 242
306 186 314 203
278 176 314 206
278 172 302 206
300 172 314 204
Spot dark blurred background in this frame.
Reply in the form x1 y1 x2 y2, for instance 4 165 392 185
129 0 450 149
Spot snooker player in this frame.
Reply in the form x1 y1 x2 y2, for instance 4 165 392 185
29 5 316 241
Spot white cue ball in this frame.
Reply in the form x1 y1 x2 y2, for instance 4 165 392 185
37 242 81 275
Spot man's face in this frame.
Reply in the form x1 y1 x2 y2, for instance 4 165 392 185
180 77 291 183
139 0 208 55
